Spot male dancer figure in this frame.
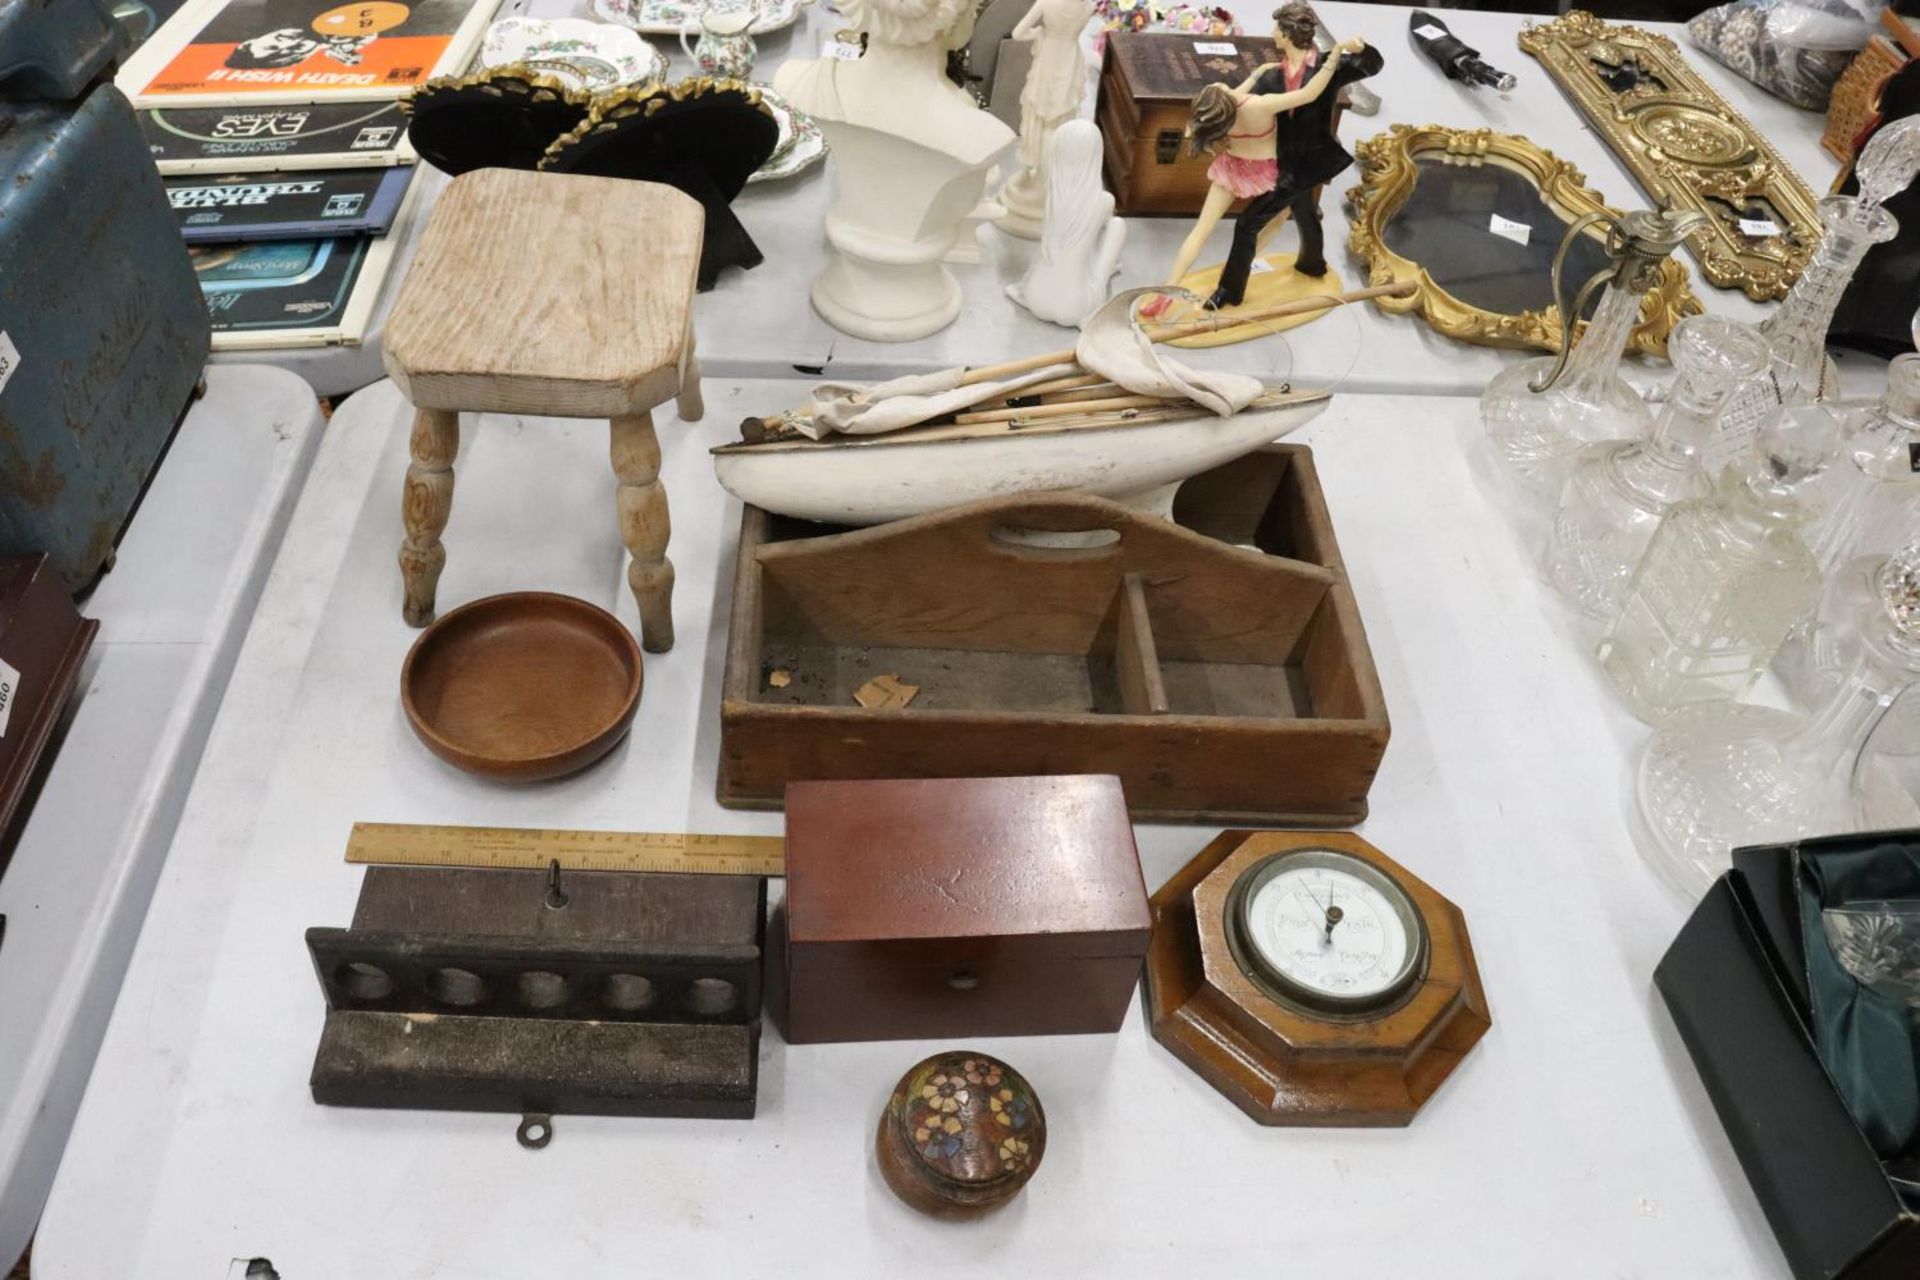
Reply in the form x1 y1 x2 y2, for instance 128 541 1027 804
1208 3 1381 310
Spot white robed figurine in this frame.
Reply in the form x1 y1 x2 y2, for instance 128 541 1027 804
1007 119 1126 327
995 0 1094 238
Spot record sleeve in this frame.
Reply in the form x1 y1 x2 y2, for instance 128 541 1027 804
120 0 498 104
140 100 414 171
169 165 413 240
196 173 421 349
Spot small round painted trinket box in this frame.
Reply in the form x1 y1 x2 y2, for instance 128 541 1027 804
875 1051 1046 1219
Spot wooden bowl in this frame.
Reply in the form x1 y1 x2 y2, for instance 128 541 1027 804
401 592 643 781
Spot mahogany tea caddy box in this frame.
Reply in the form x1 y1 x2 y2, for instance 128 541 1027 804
779 774 1152 1044
1098 33 1283 215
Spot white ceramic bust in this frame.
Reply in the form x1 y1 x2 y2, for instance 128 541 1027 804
995 0 1093 239
775 0 1017 340
1007 119 1125 326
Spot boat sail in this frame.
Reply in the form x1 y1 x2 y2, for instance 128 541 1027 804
711 283 1409 525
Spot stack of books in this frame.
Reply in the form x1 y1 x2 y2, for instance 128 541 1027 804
118 0 503 350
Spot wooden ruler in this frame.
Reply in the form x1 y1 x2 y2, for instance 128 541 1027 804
345 822 786 877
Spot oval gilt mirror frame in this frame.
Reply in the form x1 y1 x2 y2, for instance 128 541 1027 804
1344 124 1701 357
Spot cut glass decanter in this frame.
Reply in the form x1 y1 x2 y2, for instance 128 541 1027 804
1598 405 1837 722
1706 118 1920 469
1635 542 1920 897
1481 209 1702 499
1543 314 1769 621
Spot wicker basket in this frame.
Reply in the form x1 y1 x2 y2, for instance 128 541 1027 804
1824 34 1906 166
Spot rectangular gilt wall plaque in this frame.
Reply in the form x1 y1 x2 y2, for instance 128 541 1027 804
1519 10 1820 302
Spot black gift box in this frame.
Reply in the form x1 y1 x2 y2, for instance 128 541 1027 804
1656 834 1920 1280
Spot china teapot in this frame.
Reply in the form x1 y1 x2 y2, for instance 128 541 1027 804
681 0 759 78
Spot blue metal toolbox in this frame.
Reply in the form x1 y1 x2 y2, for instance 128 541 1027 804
0 0 127 101
0 84 210 591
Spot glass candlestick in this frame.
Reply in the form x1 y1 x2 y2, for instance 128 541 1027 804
1597 405 1837 722
1543 315 1769 622
1481 209 1703 499
1635 542 1920 898
1706 118 1920 469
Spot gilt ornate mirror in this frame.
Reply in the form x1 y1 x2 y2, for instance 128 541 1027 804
1344 124 1700 355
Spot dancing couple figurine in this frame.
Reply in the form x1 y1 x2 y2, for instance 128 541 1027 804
1145 2 1381 320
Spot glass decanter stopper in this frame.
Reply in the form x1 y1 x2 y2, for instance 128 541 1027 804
1543 314 1769 622
1706 118 1920 469
1597 405 1838 722
1635 541 1920 897
1481 209 1704 499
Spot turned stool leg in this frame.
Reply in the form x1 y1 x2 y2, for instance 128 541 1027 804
611 411 674 652
676 332 705 422
398 408 459 627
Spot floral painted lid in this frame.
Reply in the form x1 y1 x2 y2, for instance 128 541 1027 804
885 1052 1045 1192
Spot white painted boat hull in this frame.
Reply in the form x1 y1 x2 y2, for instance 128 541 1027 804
711 394 1331 525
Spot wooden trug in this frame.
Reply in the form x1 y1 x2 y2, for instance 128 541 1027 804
718 447 1390 824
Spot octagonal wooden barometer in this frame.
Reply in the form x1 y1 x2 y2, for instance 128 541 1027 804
1144 830 1490 1126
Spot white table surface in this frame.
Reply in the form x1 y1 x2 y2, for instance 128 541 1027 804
0 366 324 1269
221 0 1884 398
35 375 1788 1277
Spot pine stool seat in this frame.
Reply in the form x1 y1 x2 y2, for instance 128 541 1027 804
382 168 705 652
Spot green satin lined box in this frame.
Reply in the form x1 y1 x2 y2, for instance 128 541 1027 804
1657 833 1920 1280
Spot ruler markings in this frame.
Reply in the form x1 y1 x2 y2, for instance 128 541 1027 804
346 822 786 876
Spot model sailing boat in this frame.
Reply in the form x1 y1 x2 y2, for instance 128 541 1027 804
711 283 1408 524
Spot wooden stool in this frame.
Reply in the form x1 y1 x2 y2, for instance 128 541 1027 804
382 169 705 652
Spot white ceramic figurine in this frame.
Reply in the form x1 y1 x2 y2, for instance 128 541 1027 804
1007 119 1125 326
995 0 1095 238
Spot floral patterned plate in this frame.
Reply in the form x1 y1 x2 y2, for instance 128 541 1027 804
591 0 809 38
746 85 826 183
479 18 667 93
